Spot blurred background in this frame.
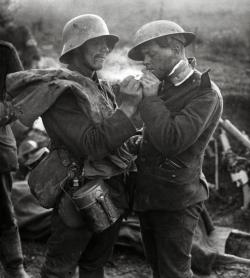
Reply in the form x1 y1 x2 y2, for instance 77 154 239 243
8 0 250 50
1 0 250 90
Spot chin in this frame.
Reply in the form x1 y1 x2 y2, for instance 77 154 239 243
93 63 104 71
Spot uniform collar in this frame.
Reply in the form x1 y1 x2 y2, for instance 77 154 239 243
91 71 99 83
167 57 196 87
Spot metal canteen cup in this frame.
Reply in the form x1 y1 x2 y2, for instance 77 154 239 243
72 178 121 232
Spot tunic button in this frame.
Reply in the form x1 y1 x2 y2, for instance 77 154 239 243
171 174 176 178
143 139 148 144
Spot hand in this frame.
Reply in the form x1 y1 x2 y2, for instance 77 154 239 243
119 75 142 98
126 134 142 155
0 101 17 126
119 76 143 118
140 70 160 98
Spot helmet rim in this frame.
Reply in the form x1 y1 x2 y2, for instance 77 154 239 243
59 34 118 63
128 32 195 61
59 14 119 64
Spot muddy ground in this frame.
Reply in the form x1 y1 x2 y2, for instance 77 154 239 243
9 226 250 278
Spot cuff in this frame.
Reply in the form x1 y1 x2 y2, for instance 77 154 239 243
113 108 137 136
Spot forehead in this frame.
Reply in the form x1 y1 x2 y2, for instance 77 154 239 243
83 36 106 48
140 40 160 55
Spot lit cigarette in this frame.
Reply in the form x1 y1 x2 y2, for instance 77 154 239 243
134 72 143 80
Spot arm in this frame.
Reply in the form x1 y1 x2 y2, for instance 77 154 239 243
0 43 24 126
7 43 24 73
43 92 137 160
139 90 220 156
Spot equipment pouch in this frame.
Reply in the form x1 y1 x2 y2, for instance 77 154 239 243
28 148 77 209
72 178 122 233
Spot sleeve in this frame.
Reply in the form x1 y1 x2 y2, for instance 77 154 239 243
0 102 5 124
139 90 221 156
43 92 136 160
7 44 24 74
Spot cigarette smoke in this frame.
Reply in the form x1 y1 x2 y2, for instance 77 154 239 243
100 47 144 83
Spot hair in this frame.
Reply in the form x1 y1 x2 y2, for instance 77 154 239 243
155 35 185 56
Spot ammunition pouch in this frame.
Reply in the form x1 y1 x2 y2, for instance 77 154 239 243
28 148 79 209
72 179 122 233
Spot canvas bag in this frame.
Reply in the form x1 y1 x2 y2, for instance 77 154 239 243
28 148 78 209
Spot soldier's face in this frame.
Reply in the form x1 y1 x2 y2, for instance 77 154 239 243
140 40 177 80
79 37 110 71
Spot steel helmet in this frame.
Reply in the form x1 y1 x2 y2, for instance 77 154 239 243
128 20 195 61
18 140 38 160
25 147 49 167
60 14 119 63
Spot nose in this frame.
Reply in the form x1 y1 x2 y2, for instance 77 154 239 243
143 54 151 67
100 39 109 54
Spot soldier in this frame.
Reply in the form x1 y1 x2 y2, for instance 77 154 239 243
0 23 40 69
40 14 142 278
0 41 30 277
3 14 141 278
128 20 223 278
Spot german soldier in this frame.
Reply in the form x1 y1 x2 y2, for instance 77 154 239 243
3 14 141 278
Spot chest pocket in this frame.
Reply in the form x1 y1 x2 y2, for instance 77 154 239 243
82 82 116 123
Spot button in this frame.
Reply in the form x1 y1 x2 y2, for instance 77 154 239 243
143 139 148 144
171 174 176 178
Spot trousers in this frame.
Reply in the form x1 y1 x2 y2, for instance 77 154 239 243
138 202 203 278
41 211 122 278
0 173 24 272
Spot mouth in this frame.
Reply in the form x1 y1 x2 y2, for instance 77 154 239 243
95 55 106 62
145 66 154 72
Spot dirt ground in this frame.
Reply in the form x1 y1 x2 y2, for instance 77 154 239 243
7 228 250 278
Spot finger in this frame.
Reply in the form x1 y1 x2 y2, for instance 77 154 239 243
143 70 160 82
120 75 134 87
140 72 155 82
140 78 152 87
140 76 160 89
144 71 160 82
142 69 150 74
141 69 154 78
133 82 141 91
127 78 139 90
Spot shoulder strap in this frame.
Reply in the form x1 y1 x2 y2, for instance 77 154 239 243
99 80 117 109
200 69 212 90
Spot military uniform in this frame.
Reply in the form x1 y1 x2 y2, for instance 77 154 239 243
135 67 223 278
15 69 137 278
0 41 30 278
5 66 137 277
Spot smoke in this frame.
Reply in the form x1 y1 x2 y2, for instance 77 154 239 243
36 48 144 84
100 47 144 83
37 56 61 69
